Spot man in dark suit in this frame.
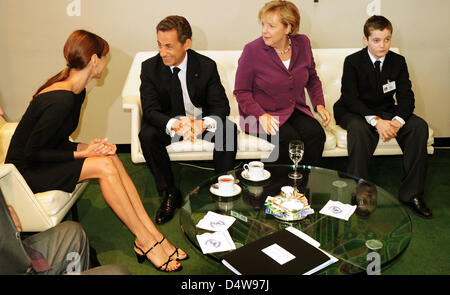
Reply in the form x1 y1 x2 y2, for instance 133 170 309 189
139 15 238 224
0 189 130 274
333 15 431 218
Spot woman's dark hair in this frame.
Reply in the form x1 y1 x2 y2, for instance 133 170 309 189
33 30 109 99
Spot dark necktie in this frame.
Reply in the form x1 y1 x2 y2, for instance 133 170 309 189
170 67 186 117
374 60 381 86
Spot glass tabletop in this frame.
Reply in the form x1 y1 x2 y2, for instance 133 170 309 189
180 165 412 275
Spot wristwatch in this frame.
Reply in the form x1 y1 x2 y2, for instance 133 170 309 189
370 117 380 127
203 120 212 129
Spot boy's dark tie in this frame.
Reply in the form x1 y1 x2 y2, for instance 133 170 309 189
374 60 381 86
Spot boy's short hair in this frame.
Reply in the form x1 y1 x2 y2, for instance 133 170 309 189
156 15 192 44
364 15 393 38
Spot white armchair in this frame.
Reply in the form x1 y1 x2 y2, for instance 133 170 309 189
0 116 88 232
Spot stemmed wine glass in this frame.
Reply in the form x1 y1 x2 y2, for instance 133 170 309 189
288 140 304 179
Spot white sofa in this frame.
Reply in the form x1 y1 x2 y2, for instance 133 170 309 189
0 116 88 232
122 49 434 163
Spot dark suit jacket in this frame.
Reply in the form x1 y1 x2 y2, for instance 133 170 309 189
333 48 415 124
140 49 230 131
0 190 32 274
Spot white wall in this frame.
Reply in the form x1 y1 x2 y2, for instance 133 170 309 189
0 0 448 142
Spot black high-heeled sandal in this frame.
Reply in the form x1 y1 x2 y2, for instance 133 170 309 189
157 236 189 261
134 242 183 272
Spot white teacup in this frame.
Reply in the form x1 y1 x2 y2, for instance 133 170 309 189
281 186 295 198
217 174 235 194
243 161 264 180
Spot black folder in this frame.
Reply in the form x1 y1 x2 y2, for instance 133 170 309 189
221 227 336 275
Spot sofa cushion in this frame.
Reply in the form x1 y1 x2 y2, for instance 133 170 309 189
324 130 337 151
164 129 336 154
165 133 275 153
166 139 214 153
237 133 275 152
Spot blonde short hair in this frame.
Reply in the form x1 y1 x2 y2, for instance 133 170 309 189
258 0 300 35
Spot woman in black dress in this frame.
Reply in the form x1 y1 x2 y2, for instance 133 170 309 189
5 30 186 272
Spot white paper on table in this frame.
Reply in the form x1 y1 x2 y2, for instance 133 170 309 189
261 243 296 265
196 231 236 254
319 200 357 221
196 211 236 232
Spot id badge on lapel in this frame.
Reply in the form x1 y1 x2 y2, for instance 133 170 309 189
383 80 396 93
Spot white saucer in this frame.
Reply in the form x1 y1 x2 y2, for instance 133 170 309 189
241 169 271 182
210 183 242 197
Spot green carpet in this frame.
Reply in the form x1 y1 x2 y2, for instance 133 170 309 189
73 149 450 275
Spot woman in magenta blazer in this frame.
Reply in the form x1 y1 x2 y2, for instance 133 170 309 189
234 0 330 166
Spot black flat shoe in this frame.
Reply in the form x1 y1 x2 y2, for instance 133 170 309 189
156 189 182 224
158 236 189 261
400 197 432 219
134 242 182 272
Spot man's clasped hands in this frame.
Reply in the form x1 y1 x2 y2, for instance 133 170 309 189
171 116 206 141
374 117 403 142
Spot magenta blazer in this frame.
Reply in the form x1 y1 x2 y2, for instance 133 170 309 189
234 34 325 134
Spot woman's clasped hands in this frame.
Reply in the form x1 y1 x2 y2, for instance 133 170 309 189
89 138 116 156
78 138 117 158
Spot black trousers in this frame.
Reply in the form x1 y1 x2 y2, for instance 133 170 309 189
139 118 238 193
248 109 326 167
339 112 428 202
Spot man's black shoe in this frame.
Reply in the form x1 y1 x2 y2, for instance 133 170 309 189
155 189 182 224
400 197 432 219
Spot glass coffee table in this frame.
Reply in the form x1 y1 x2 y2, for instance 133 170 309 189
180 165 412 275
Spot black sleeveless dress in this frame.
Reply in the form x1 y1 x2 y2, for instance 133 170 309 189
5 89 86 193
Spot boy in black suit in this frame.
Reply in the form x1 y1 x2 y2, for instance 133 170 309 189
139 16 237 224
333 15 431 218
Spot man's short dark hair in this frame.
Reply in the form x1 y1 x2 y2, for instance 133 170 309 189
156 15 192 44
364 15 393 38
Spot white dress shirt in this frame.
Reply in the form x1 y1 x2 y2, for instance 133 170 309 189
165 52 217 137
365 48 405 126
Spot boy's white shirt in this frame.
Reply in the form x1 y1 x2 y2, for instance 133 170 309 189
364 48 405 126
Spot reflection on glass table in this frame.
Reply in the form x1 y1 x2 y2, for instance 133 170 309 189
180 165 412 275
